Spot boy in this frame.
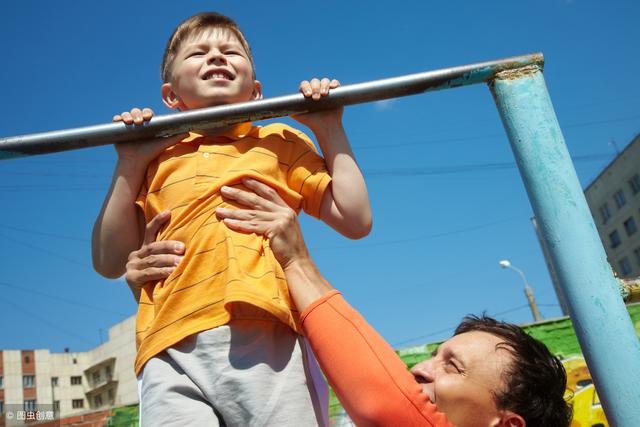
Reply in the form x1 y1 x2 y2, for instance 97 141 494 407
92 12 371 426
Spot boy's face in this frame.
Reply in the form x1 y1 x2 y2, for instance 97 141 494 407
162 27 261 111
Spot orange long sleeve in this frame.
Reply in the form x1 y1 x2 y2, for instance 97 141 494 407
301 291 454 427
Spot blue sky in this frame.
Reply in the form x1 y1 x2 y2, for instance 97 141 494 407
1 0 639 353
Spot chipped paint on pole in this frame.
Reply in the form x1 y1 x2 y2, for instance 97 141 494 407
490 66 640 426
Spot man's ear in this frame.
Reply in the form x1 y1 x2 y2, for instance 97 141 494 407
252 80 263 100
493 412 525 427
161 83 182 110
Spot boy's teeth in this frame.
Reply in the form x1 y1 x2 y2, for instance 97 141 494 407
207 73 229 80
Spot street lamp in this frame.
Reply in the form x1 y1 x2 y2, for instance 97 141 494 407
499 259 542 322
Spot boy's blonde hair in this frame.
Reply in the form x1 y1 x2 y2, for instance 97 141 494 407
161 12 255 83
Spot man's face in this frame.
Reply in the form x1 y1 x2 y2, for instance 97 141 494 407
163 27 261 111
410 331 515 427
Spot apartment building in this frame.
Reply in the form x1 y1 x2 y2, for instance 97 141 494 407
0 315 137 422
584 134 640 278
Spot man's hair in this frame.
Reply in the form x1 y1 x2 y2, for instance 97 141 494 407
161 12 255 83
454 315 572 427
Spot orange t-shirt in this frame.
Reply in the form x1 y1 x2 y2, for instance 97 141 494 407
133 122 331 375
301 291 454 427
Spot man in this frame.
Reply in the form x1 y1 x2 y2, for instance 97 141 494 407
126 178 572 426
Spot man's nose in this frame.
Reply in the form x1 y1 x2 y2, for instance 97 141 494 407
411 360 435 383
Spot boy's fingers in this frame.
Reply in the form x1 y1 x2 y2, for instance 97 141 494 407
300 80 312 96
320 78 331 95
310 78 321 100
131 108 144 125
121 111 134 125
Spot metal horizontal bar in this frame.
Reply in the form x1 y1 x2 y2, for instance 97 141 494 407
0 53 543 160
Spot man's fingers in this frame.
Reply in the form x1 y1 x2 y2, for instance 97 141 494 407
221 217 267 235
220 185 270 210
126 266 175 286
143 210 172 245
330 79 340 88
142 108 154 121
143 240 186 255
242 178 289 207
137 254 182 269
113 114 123 123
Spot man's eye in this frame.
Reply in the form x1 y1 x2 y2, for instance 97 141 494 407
447 361 462 373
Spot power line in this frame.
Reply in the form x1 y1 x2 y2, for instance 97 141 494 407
0 294 95 346
0 232 90 269
0 224 88 242
392 304 530 347
0 280 129 317
311 216 519 251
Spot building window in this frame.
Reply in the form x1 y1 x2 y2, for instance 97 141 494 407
92 371 100 385
614 190 626 208
51 377 58 387
0 400 4 414
24 355 30 364
24 400 36 412
609 230 622 248
107 389 114 404
73 358 77 365
72 399 84 409
53 400 60 412
70 376 82 385
629 174 640 195
23 375 35 388
634 247 640 265
619 257 632 276
599 203 611 223
95 395 103 407
0 375 3 389
624 217 638 236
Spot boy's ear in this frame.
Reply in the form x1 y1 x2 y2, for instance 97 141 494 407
161 83 182 110
251 80 263 100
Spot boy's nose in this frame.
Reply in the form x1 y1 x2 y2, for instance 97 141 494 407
207 50 227 64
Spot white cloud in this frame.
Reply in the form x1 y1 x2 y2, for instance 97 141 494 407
373 99 396 111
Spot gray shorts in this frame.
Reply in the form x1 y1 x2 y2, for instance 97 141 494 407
138 304 328 427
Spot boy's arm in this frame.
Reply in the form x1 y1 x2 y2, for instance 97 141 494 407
92 158 147 278
293 78 372 240
92 108 185 278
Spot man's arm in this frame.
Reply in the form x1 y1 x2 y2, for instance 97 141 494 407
215 179 451 427
293 78 372 240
